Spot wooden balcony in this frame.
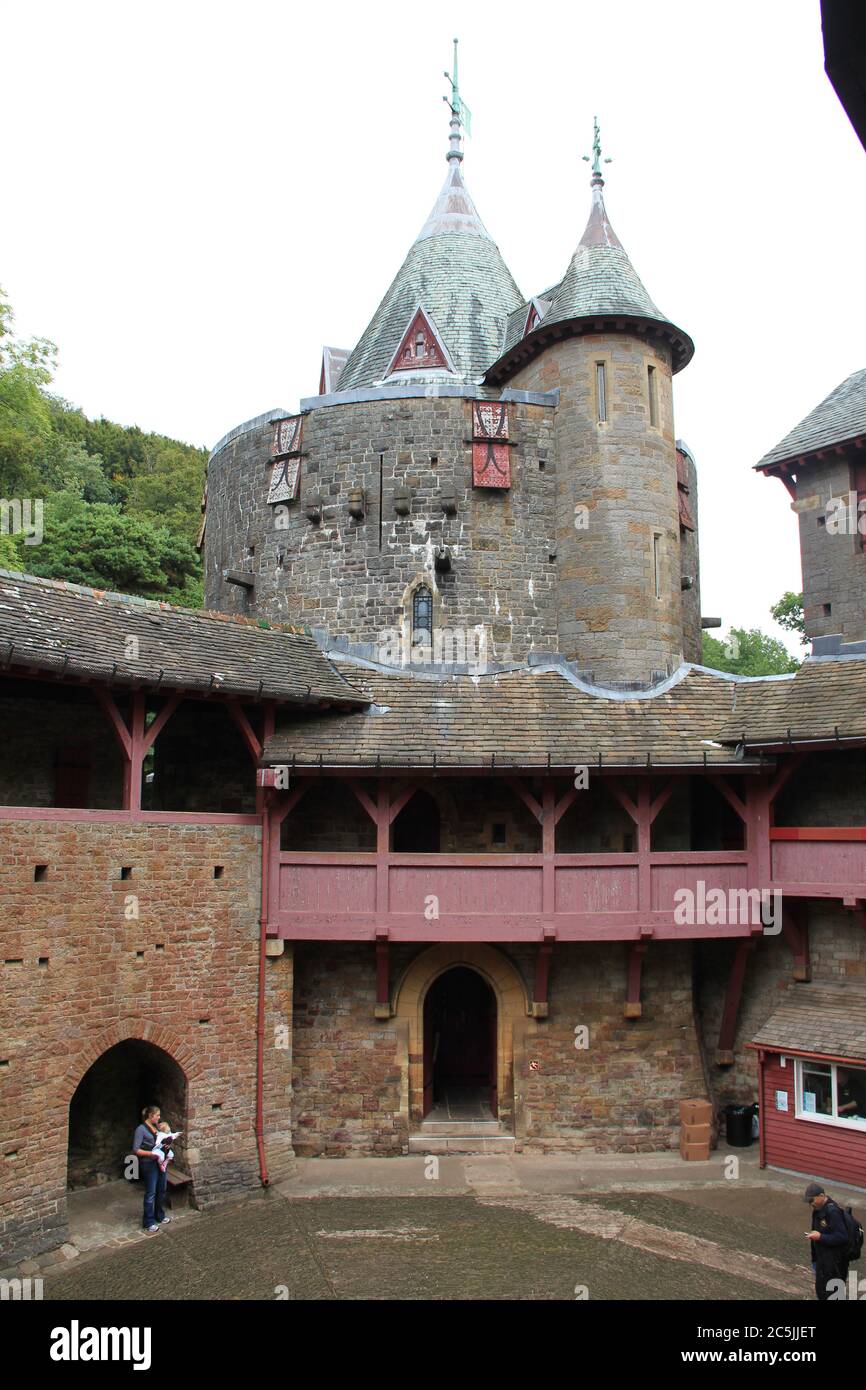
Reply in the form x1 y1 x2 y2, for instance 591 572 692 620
270 848 760 942
769 827 866 902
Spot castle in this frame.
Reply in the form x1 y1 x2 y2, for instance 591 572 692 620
1 51 864 1268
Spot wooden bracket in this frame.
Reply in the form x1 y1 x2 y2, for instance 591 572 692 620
715 939 754 1065
781 899 811 981
507 777 544 825
375 930 390 1019
347 778 379 826
625 941 648 1019
708 775 747 824
531 932 555 1018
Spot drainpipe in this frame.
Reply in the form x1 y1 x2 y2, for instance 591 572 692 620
255 794 271 1187
757 1049 766 1169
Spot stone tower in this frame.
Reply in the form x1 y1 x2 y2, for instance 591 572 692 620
203 95 699 685
487 126 695 683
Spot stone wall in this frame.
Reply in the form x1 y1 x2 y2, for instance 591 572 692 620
774 750 866 826
696 903 866 1112
0 818 294 1265
204 394 558 665
290 940 708 1156
508 334 689 684
796 454 866 646
0 686 124 809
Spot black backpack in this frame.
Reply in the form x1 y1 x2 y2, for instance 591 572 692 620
842 1206 864 1264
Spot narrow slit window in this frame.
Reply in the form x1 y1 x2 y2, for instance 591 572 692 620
647 365 659 427
596 362 607 423
653 533 662 599
412 585 433 650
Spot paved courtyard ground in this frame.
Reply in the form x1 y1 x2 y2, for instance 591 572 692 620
28 1151 864 1301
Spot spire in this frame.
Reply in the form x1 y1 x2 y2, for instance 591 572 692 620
579 117 620 249
336 43 523 391
485 119 694 381
415 40 488 242
443 38 471 164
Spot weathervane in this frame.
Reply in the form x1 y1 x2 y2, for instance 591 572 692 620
443 37 472 138
582 116 612 178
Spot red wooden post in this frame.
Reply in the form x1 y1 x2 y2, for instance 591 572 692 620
128 691 147 812
746 780 772 894
782 899 811 981
637 780 652 917
542 781 555 919
375 929 390 1019
532 932 554 1018
625 941 647 1019
716 939 754 1065
376 780 390 920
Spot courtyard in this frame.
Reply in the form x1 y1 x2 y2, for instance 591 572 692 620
26 1152 864 1301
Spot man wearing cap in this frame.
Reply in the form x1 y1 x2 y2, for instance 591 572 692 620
805 1183 850 1300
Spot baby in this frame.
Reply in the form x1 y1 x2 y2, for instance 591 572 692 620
152 1121 181 1174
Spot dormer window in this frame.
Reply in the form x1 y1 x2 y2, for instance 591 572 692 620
386 306 452 376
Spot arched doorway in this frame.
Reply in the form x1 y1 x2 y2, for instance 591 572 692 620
423 967 498 1118
67 1039 188 1191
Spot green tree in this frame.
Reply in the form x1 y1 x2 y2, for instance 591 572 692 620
0 286 58 496
771 591 808 646
26 493 202 604
701 627 799 676
0 287 206 603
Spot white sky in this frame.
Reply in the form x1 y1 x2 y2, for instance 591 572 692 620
3 0 865 651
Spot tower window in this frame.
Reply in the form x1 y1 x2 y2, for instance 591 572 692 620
653 533 662 599
647 365 659 427
412 585 433 649
596 362 607 423
415 332 426 359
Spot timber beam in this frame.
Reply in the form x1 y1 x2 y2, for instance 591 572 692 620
530 931 555 1018
782 900 811 981
715 939 755 1066
624 941 648 1019
375 930 390 1020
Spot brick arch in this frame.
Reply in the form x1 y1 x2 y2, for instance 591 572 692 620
60 1019 199 1106
393 944 532 1131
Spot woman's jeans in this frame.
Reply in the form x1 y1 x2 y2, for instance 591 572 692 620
142 1158 168 1228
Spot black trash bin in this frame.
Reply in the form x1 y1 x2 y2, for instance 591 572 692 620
725 1103 753 1147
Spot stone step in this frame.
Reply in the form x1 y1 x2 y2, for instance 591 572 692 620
419 1120 503 1136
408 1134 516 1155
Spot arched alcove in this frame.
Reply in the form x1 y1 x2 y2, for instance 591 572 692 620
66 1039 188 1190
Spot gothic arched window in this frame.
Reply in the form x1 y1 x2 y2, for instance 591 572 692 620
412 584 433 647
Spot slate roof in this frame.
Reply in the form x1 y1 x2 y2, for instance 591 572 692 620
0 570 366 706
715 658 866 746
486 177 694 380
501 296 552 356
751 984 866 1061
263 662 770 769
338 158 523 389
539 178 694 366
756 367 866 470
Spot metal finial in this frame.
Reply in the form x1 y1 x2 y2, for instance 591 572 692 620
582 116 613 179
443 37 472 159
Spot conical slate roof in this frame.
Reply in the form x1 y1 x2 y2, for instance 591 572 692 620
543 177 667 327
338 146 523 390
486 164 694 382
